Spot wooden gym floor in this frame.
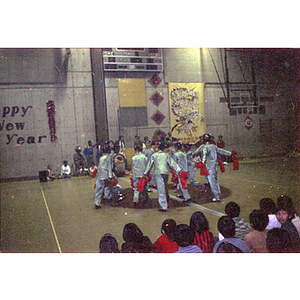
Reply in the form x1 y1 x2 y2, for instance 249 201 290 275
1 155 299 253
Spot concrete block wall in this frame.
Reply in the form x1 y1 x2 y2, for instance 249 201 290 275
0 48 96 180
104 74 170 147
163 48 296 157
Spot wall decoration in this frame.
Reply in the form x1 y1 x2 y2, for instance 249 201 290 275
230 108 237 115
151 110 165 125
150 91 164 106
245 116 253 130
168 83 205 143
46 100 57 142
148 73 162 88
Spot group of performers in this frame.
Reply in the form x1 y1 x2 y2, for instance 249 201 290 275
92 134 238 211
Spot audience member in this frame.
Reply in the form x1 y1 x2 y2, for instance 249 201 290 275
73 145 86 175
277 195 300 236
275 201 300 252
190 211 214 253
121 223 156 253
84 140 96 168
259 198 281 230
60 160 71 179
99 234 120 253
266 228 293 253
224 201 251 240
244 209 269 253
46 164 55 181
174 224 202 253
215 242 244 253
153 219 179 253
213 216 251 253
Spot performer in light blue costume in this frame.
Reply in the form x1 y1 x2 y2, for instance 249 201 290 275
142 139 156 190
132 142 149 206
183 143 204 189
174 142 191 202
201 134 233 202
143 141 181 212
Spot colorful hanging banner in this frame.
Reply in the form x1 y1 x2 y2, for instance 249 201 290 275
169 83 206 144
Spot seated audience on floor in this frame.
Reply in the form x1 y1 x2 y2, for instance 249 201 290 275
220 201 251 240
189 211 214 253
244 209 269 253
121 223 156 253
266 228 293 253
60 160 71 179
259 198 281 230
46 164 55 181
277 195 300 236
275 201 300 252
99 234 120 253
153 219 179 253
213 216 251 253
174 224 202 253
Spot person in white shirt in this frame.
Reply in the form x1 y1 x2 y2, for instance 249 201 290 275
60 160 71 179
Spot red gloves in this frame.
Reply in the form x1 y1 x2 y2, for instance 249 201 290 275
231 150 239 171
196 161 209 176
179 171 188 189
137 177 147 192
105 177 118 187
90 168 98 178
217 157 225 173
170 167 179 184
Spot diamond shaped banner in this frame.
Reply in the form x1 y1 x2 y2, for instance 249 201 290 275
148 74 162 88
150 91 164 106
151 110 165 125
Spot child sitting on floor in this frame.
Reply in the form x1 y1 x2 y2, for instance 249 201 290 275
275 201 300 252
259 197 281 230
244 209 269 253
153 219 179 253
219 201 251 241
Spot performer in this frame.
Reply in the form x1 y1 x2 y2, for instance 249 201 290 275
131 142 149 207
201 134 233 202
143 141 181 212
142 139 156 190
183 143 204 190
94 142 123 209
174 142 191 202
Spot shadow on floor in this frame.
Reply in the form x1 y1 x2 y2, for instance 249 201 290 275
101 184 231 209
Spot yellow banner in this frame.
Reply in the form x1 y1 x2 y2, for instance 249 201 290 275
169 83 206 144
118 78 146 107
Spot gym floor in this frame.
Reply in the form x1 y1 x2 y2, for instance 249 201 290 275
1 155 299 300
1 155 299 253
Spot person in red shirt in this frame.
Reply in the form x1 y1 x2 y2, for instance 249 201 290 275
153 219 179 253
190 211 215 253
